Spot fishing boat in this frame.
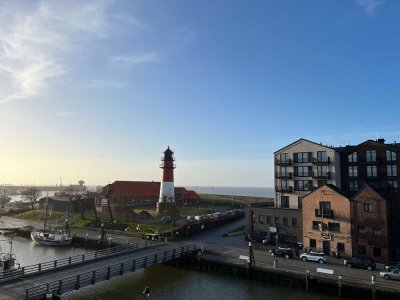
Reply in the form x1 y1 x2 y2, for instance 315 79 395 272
30 196 72 246
0 238 21 279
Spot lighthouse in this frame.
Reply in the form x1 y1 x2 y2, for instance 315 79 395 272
157 146 176 212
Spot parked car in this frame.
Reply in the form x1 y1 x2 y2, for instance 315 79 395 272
269 247 294 258
345 255 376 271
385 262 400 271
380 269 400 280
160 216 172 223
300 252 327 264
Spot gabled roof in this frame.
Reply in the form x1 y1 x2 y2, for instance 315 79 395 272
335 139 400 153
274 138 335 154
302 184 350 202
351 183 388 202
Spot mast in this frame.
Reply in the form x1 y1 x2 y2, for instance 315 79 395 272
43 193 49 233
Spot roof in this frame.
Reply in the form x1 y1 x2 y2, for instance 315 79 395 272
274 138 335 154
175 187 199 200
100 181 161 198
351 183 388 202
335 139 400 153
302 184 350 202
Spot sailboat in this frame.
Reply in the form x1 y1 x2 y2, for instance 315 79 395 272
0 238 21 278
30 195 72 246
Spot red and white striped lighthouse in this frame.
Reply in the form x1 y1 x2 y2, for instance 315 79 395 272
158 146 176 205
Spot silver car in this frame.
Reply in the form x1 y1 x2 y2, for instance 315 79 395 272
300 252 327 264
380 269 400 280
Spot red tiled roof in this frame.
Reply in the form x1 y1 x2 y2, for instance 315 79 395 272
101 181 161 198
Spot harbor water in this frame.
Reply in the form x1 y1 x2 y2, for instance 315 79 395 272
2 237 342 300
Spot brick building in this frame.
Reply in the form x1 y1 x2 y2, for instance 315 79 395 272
352 184 390 262
302 185 352 258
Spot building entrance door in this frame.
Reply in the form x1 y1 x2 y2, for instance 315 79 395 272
323 240 330 256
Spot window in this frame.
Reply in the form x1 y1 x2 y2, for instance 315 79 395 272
310 239 316 248
387 165 398 177
366 150 377 162
386 150 396 161
316 151 328 162
280 166 289 176
373 226 382 236
281 180 289 190
275 216 279 225
328 222 340 232
317 180 328 187
367 165 377 177
388 180 399 192
295 166 311 177
294 152 311 163
373 247 381 257
280 153 289 163
348 166 358 177
294 180 312 191
280 196 289 208
283 217 288 226
267 216 272 225
313 221 321 230
348 152 357 163
319 201 331 211
358 224 366 234
349 181 359 192
364 203 373 212
358 245 366 255
258 215 264 224
317 165 328 177
337 243 345 252
292 218 298 227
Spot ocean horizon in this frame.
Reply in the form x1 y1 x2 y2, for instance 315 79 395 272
184 186 274 198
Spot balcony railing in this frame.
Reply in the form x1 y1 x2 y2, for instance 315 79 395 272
275 172 293 179
312 157 331 165
275 158 292 165
315 209 334 218
312 171 331 179
275 186 293 193
293 172 311 177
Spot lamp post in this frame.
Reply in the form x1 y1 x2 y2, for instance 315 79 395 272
100 222 105 241
248 241 255 267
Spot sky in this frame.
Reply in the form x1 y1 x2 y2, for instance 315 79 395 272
1 0 400 188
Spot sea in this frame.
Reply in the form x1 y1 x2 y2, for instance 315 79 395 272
185 186 274 198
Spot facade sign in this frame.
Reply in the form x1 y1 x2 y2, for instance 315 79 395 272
321 232 331 240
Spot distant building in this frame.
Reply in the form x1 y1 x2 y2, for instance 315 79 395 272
95 181 199 218
38 194 93 213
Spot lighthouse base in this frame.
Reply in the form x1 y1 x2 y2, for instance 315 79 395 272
157 202 178 215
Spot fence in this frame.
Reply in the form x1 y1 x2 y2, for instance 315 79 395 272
25 244 200 300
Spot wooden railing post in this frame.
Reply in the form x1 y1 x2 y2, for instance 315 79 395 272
38 263 41 272
132 260 136 271
92 270 96 284
25 288 29 300
164 251 167 262
69 257 72 265
76 275 80 290
58 279 63 295
107 266 111 280
54 261 57 268
143 256 147 268
82 254 85 261
173 249 176 259
154 254 157 264
95 251 98 259
120 263 124 275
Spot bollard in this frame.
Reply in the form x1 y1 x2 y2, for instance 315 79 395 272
338 275 342 297
305 270 310 292
371 274 376 300
274 259 278 268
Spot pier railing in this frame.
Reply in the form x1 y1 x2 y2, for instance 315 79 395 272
0 241 152 283
25 244 200 300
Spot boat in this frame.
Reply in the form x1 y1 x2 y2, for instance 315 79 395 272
0 238 21 279
30 195 72 246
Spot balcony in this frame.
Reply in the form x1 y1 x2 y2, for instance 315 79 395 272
315 209 334 218
293 172 311 177
312 157 331 165
275 172 293 179
312 171 331 179
275 186 293 193
275 158 292 165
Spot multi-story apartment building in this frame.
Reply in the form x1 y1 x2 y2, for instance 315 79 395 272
274 138 341 209
337 138 400 259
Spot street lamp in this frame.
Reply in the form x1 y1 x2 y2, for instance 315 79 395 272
100 222 105 241
248 241 255 267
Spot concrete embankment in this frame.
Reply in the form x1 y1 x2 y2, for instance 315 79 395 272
174 254 400 300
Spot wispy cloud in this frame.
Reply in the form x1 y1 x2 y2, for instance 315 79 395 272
109 52 160 67
356 0 386 16
0 0 135 104
83 79 127 89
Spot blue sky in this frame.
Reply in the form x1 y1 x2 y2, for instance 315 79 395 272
1 0 399 187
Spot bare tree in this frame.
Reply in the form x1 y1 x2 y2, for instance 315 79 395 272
21 187 42 210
